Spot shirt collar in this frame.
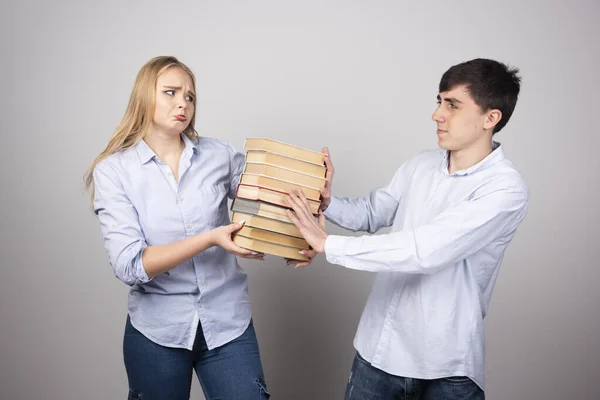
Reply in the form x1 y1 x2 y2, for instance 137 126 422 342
135 138 156 165
135 133 198 165
181 132 199 157
442 141 505 176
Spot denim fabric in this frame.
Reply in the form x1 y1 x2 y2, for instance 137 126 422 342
123 315 269 400
344 352 484 400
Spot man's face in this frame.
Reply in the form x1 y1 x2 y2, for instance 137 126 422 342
432 85 490 151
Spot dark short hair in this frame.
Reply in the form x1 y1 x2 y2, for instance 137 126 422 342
439 58 521 134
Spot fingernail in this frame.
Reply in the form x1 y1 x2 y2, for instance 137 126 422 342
239 220 246 225
251 252 258 255
299 250 305 254
294 266 299 269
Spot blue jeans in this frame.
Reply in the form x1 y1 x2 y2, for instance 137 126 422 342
344 352 484 400
123 316 270 400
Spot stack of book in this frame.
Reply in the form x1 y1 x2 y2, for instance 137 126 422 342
231 138 326 261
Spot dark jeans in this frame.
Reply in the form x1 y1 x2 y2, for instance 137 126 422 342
123 316 269 400
344 352 484 400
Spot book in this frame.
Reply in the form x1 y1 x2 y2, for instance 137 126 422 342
231 198 294 224
236 184 320 215
245 150 326 178
231 137 326 261
232 211 303 238
240 173 321 201
233 235 310 261
244 162 326 190
244 137 326 166
235 226 309 249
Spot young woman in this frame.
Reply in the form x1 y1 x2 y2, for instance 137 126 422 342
85 56 270 400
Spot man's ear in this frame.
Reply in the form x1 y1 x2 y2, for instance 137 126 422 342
484 109 502 131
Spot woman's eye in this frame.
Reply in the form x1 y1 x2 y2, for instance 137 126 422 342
164 90 175 96
186 95 195 102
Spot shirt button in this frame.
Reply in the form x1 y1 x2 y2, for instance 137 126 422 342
178 196 184 201
394 292 398 297
199 281 204 286
186 224 192 229
385 321 391 327
198 304 203 309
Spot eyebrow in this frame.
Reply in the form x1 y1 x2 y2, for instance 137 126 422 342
437 94 462 105
162 85 196 96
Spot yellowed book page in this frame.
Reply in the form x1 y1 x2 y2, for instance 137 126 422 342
244 162 326 190
252 208 294 224
240 173 321 201
236 185 320 214
236 226 309 248
232 212 303 238
233 235 309 261
244 138 326 165
246 150 326 178
230 198 294 224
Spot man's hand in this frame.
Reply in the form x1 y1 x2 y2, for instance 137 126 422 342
286 189 328 254
319 147 335 212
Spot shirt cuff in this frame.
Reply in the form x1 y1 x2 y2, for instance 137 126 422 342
324 235 350 266
134 246 152 284
322 197 341 218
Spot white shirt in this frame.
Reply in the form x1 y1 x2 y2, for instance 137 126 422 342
323 143 529 390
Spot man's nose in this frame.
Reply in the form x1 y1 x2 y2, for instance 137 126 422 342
432 107 445 122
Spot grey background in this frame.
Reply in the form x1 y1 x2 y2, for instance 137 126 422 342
1 0 599 399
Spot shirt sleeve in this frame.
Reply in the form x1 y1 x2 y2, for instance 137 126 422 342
93 163 151 286
324 183 529 274
226 142 245 200
323 165 404 233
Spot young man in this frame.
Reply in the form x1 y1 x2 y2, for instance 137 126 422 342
286 58 529 399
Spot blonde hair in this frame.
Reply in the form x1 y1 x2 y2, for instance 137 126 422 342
84 56 198 203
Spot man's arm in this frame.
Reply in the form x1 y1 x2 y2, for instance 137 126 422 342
320 148 404 234
287 182 529 274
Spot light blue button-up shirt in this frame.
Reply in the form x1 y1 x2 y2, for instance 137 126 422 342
93 134 250 350
323 142 530 390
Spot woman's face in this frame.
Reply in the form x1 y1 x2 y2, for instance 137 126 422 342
151 67 195 136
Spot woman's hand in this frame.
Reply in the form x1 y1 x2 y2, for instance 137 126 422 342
210 222 265 260
285 248 318 268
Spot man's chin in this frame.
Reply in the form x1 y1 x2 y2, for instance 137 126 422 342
437 136 462 151
437 140 451 150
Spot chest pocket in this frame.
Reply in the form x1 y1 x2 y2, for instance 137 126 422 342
195 184 229 229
